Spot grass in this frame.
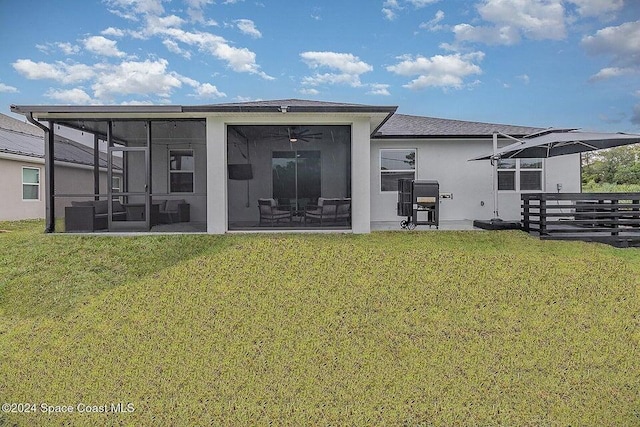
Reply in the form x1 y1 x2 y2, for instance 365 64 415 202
582 181 640 193
0 221 639 426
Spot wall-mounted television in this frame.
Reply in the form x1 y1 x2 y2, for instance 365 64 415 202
228 164 253 180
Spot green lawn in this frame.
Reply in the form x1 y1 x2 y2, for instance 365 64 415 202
1 221 639 426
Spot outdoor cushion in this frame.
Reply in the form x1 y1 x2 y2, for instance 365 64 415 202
112 201 125 212
94 200 108 214
71 201 94 208
258 198 277 207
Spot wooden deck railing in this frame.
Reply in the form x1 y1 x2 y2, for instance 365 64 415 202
521 193 640 247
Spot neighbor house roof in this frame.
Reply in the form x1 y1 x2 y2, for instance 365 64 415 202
375 113 544 138
0 113 111 168
0 112 42 136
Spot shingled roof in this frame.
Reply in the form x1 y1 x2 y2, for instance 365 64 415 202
0 113 111 168
375 113 543 138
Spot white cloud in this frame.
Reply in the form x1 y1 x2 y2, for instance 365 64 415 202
406 0 439 7
162 39 191 59
191 83 226 98
382 0 400 20
120 100 157 105
107 8 139 21
141 26 273 79
383 0 441 19
302 73 363 87
382 8 397 20
454 23 521 45
104 0 165 18
567 0 624 18
453 0 566 46
101 27 125 37
57 42 80 55
143 15 186 36
589 67 639 81
300 51 373 89
12 57 219 102
12 59 95 84
582 20 640 80
301 51 373 75
35 42 80 55
36 44 50 54
45 88 94 104
184 0 214 23
0 83 19 93
367 83 391 96
13 59 63 80
420 10 446 32
299 88 320 95
234 96 263 102
235 19 262 38
582 20 640 63
91 58 183 100
84 36 126 57
387 52 484 89
517 74 530 84
103 0 272 80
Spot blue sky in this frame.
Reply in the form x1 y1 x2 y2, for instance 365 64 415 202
0 0 639 131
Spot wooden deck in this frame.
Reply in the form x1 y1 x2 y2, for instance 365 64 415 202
521 193 640 247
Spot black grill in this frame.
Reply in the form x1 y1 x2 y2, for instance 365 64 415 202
397 179 439 229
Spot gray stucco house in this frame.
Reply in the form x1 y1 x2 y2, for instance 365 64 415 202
0 113 120 221
10 99 581 233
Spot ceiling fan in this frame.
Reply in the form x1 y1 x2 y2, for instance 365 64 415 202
267 126 323 143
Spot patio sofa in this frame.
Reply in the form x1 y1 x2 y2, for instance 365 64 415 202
65 200 126 232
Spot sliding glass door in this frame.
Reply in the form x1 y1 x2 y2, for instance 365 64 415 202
272 150 321 211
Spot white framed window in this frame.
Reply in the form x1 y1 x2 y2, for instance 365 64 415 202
22 167 40 201
111 176 121 192
169 149 194 193
498 158 543 192
380 148 416 192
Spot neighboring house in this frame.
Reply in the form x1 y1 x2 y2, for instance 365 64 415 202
9 99 581 233
0 113 119 221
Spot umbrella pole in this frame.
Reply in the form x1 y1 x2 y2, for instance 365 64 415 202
492 132 499 219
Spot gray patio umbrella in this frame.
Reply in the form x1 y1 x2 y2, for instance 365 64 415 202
471 128 640 160
469 129 640 221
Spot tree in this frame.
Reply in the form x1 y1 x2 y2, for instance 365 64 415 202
582 144 640 185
